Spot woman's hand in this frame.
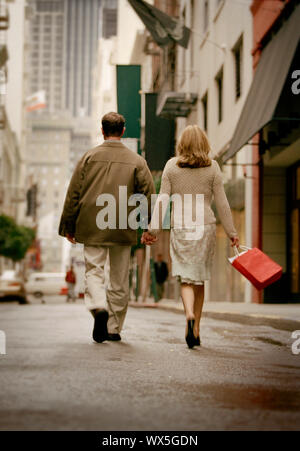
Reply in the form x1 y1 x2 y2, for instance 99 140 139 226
230 236 240 248
66 233 76 244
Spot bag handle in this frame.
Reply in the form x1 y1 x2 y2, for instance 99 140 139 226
233 245 251 256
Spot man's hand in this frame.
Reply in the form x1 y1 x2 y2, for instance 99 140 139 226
141 231 157 246
230 236 240 248
66 233 76 244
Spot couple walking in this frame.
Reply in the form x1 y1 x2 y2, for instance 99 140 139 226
59 112 239 348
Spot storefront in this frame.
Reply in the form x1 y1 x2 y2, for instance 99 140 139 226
222 4 300 303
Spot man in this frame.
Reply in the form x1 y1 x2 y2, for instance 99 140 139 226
65 265 76 302
59 112 155 343
154 254 168 301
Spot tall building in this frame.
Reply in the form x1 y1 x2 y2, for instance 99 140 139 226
64 0 102 117
100 0 117 39
27 0 102 117
26 113 72 272
28 0 65 114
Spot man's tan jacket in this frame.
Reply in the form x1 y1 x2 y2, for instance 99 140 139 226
59 141 155 246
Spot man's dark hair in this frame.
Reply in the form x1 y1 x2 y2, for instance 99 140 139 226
102 112 125 137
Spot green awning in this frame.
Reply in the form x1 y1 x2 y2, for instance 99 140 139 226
223 5 300 163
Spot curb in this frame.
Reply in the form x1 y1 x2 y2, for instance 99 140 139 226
129 302 300 332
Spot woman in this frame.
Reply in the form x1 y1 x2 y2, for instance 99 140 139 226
142 125 239 348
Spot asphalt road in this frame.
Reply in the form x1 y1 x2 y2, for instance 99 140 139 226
0 299 300 431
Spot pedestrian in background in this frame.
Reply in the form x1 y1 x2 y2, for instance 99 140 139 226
154 253 169 301
65 265 76 302
59 112 155 343
142 125 239 348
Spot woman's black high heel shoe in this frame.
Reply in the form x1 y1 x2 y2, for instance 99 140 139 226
186 319 196 348
195 336 201 346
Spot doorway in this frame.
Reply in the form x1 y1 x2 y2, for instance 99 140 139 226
287 161 300 301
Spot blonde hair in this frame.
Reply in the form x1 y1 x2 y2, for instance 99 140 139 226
176 125 212 168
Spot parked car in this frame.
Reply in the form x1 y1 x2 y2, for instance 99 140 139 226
0 270 27 304
25 272 68 298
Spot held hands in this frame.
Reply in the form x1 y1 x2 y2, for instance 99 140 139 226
141 231 158 246
230 236 240 248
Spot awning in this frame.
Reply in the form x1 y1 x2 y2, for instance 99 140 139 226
128 0 190 49
223 4 300 163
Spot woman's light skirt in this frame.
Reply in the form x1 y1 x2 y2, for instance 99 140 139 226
170 223 216 285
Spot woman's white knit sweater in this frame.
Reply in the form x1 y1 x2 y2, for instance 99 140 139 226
149 157 237 239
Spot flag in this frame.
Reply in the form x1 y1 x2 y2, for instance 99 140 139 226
26 90 46 112
128 0 190 48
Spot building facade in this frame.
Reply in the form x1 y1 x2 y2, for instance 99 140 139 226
148 0 253 302
250 0 299 302
26 113 72 272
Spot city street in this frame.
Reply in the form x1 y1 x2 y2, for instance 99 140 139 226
0 301 300 431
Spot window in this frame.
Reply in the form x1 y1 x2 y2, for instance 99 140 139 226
36 1 62 12
215 67 223 123
204 0 209 32
233 36 243 100
201 92 208 131
44 15 51 24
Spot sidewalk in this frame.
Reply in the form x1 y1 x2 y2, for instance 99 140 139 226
129 299 300 332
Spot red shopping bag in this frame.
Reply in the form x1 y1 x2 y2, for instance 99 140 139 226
229 246 282 290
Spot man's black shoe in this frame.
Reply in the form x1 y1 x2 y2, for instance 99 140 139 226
107 333 121 341
92 309 108 343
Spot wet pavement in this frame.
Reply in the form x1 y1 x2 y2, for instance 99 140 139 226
0 301 300 430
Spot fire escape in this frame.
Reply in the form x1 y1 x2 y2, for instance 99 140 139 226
148 0 197 119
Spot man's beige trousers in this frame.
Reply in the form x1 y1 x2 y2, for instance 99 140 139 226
83 245 131 334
